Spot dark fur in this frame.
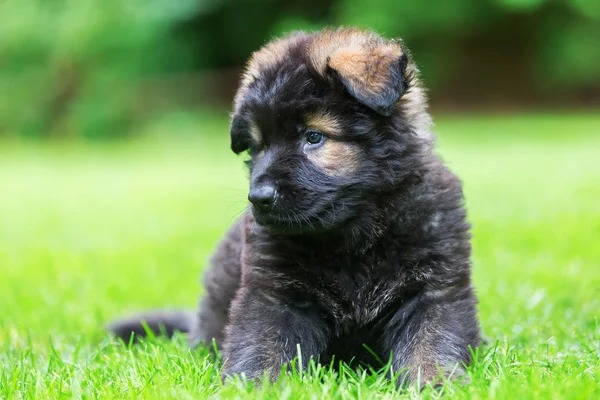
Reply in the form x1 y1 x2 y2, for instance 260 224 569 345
107 28 481 387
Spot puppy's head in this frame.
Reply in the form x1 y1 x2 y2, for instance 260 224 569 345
230 28 431 233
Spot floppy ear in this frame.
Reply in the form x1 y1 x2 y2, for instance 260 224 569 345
327 43 407 116
230 115 251 154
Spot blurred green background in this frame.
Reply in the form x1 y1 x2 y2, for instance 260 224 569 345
1 0 599 139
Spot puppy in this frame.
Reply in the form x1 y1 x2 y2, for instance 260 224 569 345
108 27 481 387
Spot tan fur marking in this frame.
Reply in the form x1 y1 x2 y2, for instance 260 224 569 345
328 44 403 98
409 338 443 386
307 140 359 176
308 28 373 75
395 75 434 139
406 325 464 388
308 28 403 78
249 122 261 144
306 112 343 136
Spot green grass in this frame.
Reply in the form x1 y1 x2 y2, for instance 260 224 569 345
1 112 599 399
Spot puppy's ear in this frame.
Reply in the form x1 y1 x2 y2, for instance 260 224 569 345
230 115 250 154
327 43 407 116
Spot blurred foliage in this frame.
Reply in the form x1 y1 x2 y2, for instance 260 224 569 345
0 0 598 138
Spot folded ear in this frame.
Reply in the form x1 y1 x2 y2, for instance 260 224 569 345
327 43 407 116
230 115 251 154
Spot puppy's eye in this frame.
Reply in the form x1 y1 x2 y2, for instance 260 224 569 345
306 130 325 145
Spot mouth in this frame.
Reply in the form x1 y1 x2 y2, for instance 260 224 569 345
252 209 306 233
251 203 337 234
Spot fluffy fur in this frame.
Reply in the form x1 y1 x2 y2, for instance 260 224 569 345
107 27 481 387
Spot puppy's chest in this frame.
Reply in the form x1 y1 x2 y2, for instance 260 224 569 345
331 271 401 326
247 240 412 327
310 258 408 328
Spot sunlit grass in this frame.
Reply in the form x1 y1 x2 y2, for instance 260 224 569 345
1 112 599 398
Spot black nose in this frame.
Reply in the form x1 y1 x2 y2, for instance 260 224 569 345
248 183 277 210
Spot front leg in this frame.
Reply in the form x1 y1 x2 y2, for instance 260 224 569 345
222 285 330 381
382 285 481 387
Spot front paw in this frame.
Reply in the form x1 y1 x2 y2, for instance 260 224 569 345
401 362 467 389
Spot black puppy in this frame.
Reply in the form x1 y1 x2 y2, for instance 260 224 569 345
108 27 481 386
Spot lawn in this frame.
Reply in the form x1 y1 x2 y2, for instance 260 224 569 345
1 112 599 399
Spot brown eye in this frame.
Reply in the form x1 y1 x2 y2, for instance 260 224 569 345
306 130 325 145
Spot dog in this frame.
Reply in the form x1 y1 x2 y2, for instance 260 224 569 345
107 27 481 387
